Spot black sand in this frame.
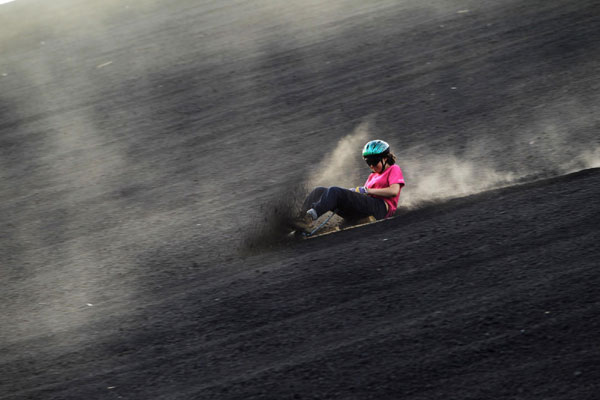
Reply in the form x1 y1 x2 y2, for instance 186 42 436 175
1 0 599 398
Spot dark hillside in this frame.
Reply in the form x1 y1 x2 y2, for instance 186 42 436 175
1 0 599 398
2 167 599 398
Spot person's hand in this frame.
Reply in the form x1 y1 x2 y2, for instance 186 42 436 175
350 186 369 194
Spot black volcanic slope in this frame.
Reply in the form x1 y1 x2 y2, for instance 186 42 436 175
3 168 599 399
1 0 599 399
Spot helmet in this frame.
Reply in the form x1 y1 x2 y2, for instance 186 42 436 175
362 140 390 157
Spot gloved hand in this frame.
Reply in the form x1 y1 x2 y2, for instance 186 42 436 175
350 186 369 194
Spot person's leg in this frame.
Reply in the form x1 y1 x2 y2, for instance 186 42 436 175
312 186 387 220
302 186 327 212
288 187 325 232
335 189 388 221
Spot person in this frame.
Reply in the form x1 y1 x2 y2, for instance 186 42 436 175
291 139 405 233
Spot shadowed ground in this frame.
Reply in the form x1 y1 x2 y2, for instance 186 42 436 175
1 0 599 398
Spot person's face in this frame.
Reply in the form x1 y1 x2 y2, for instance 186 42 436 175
365 156 385 173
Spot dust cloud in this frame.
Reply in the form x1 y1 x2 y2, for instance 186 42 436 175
397 136 599 209
304 112 598 211
307 121 370 189
1 0 177 341
577 147 600 169
398 153 514 208
397 141 599 209
522 97 600 173
241 122 371 251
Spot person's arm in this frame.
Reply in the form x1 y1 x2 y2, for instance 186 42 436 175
366 183 400 198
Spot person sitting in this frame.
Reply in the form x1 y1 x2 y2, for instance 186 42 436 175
292 139 405 233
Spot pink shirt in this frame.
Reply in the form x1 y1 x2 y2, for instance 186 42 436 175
364 164 405 218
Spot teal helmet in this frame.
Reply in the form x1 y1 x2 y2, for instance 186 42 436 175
362 140 390 157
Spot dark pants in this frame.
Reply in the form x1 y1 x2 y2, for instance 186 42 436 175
303 186 388 221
